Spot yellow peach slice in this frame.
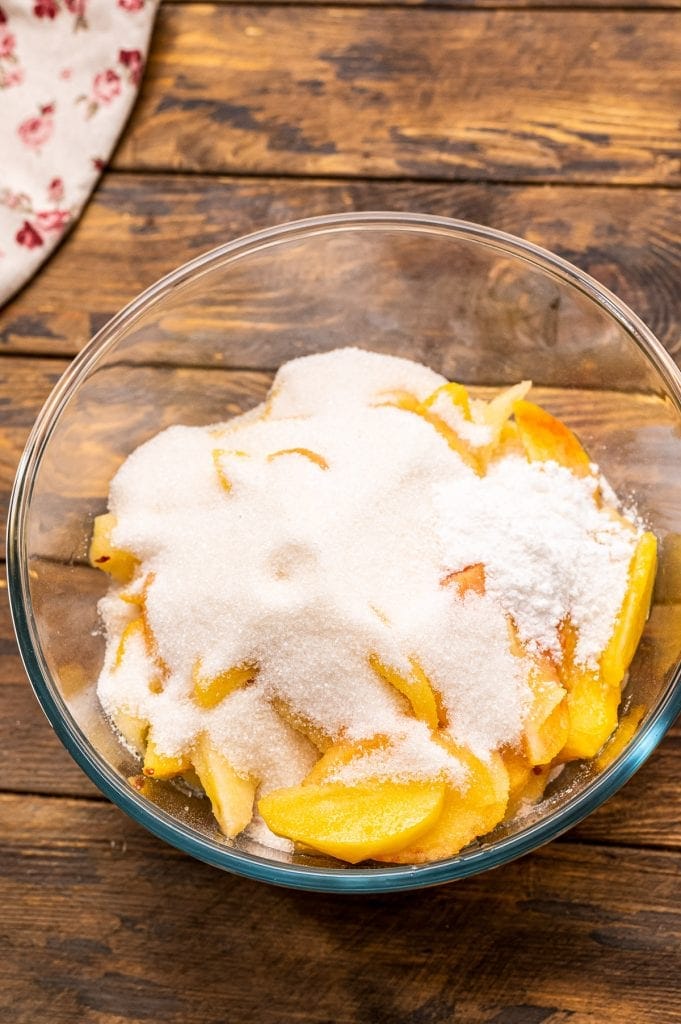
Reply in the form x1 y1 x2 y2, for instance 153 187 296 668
89 512 138 584
271 697 334 752
368 654 439 730
113 617 145 670
595 705 645 771
507 618 568 767
423 382 472 420
376 391 480 473
192 660 256 709
523 664 569 767
377 744 509 864
502 748 550 819
112 708 149 754
560 669 621 761
513 399 591 476
267 448 329 470
600 531 657 688
258 778 446 864
303 737 388 786
481 380 532 442
143 737 191 780
192 734 256 838
441 563 486 598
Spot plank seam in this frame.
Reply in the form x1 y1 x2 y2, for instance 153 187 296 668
163 1 681 10
105 166 681 190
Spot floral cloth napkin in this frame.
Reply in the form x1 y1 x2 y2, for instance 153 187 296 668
0 0 157 307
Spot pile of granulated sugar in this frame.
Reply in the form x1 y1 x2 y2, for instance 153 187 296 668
96 347 638 846
435 456 641 666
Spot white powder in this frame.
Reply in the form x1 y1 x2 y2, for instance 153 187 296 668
96 347 640 829
425 390 494 447
435 457 640 666
328 723 466 786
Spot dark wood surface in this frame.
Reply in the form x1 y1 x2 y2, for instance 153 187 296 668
1 1 680 1022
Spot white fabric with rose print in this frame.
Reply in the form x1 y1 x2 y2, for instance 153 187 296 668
0 0 158 306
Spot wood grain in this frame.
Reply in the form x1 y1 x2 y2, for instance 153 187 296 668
113 7 681 183
0 792 680 1024
176 0 681 7
3 175 681 364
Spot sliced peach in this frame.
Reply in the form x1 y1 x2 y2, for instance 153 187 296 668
143 737 191 780
112 708 149 754
114 617 145 671
376 391 480 473
595 705 645 771
377 743 509 864
89 512 138 583
267 448 329 470
271 697 333 752
506 618 568 766
303 737 388 786
502 748 550 819
258 778 445 864
441 563 486 598
523 661 569 767
423 382 472 420
560 669 620 761
600 531 657 688
192 660 256 709
481 380 532 442
513 399 591 476
369 654 440 730
192 734 256 838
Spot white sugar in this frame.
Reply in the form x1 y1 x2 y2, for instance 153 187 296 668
435 457 640 666
97 347 640 822
426 390 494 447
328 722 467 786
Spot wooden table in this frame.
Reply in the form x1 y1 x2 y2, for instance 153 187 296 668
2 2 680 1021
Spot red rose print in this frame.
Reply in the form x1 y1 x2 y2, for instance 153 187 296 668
47 177 64 202
35 209 70 233
41 102 55 115
65 0 85 13
0 7 6 24
93 69 121 104
119 48 143 85
33 0 59 18
0 26 15 58
92 157 105 171
3 67 24 88
118 0 144 9
16 221 44 249
17 112 54 151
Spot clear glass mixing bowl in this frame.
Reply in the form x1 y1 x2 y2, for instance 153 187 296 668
7 213 681 892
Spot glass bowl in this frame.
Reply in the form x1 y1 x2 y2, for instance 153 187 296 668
7 212 681 893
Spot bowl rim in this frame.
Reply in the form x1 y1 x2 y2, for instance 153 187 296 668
7 210 681 893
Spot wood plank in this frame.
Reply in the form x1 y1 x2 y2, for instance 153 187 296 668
3 175 681 365
176 0 681 7
112 7 681 183
0 793 679 1023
